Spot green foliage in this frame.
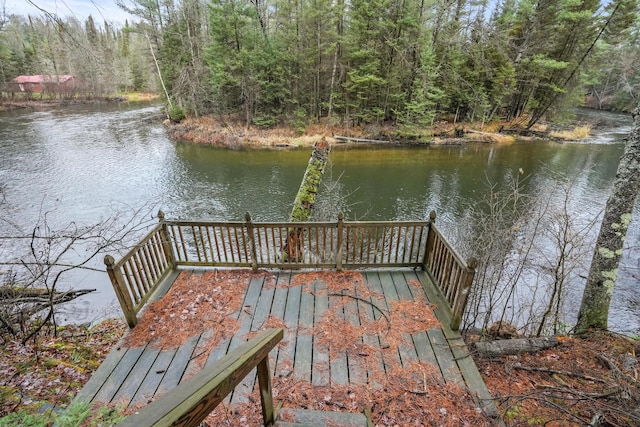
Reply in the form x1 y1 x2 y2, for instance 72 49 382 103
167 103 186 122
0 400 125 427
3 0 637 124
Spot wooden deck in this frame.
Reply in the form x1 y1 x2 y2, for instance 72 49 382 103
76 268 499 422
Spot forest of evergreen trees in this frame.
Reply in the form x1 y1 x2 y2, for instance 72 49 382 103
1 0 639 128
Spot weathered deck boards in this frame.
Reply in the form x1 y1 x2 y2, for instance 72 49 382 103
75 268 498 419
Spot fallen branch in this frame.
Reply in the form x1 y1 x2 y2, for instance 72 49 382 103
514 366 608 384
328 292 390 329
474 336 559 357
536 384 621 399
597 354 639 384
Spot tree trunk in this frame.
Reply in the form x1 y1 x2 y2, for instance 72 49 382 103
575 106 640 333
283 137 331 261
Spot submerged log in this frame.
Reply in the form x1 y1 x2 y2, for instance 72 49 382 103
474 336 559 358
334 135 392 144
283 137 331 261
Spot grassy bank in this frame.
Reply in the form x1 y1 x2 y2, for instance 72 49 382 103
166 115 591 148
0 319 126 423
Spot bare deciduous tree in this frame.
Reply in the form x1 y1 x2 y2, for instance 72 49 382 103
0 199 156 343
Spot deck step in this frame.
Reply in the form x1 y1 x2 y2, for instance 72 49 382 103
275 408 369 426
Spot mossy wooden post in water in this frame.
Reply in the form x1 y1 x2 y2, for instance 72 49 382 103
284 137 331 261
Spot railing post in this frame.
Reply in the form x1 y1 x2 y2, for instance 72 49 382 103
336 212 344 271
257 356 275 426
157 210 175 269
450 257 477 331
104 255 137 328
245 212 259 272
423 210 437 269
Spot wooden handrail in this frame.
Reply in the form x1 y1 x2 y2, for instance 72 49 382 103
423 211 476 330
106 212 475 330
117 328 283 427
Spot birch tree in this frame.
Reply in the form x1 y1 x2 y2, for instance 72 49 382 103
575 106 640 333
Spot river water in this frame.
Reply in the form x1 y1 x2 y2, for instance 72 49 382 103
0 103 637 334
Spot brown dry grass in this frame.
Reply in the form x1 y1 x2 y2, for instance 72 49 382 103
550 124 592 140
166 115 344 148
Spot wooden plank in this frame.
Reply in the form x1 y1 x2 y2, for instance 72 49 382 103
155 334 201 397
364 271 401 373
401 271 439 367
204 274 263 367
356 272 386 388
270 272 291 377
410 270 464 385
415 270 454 335
277 408 368 426
146 269 180 303
128 347 178 408
294 278 314 383
380 272 418 367
232 274 276 401
311 280 330 386
251 274 277 331
92 344 148 404
118 329 283 427
278 274 302 379
225 275 266 403
73 343 130 404
328 291 349 385
342 281 368 386
183 329 215 381
445 334 502 419
111 346 161 406
414 272 501 419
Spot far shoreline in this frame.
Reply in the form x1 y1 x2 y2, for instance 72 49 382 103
165 114 591 149
1 96 593 147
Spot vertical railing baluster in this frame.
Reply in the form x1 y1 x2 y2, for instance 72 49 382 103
336 213 344 271
245 212 258 271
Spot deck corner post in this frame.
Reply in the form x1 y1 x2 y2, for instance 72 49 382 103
245 212 259 272
157 210 175 269
104 254 137 328
336 212 344 271
423 211 437 270
257 357 275 426
450 257 477 331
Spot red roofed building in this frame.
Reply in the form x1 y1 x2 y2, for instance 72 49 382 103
12 75 83 94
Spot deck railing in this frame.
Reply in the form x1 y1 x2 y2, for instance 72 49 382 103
117 328 283 427
105 211 475 329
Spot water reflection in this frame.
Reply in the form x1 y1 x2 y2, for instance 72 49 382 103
0 104 636 334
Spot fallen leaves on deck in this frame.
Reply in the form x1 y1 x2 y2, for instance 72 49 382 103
122 269 491 426
123 269 273 351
